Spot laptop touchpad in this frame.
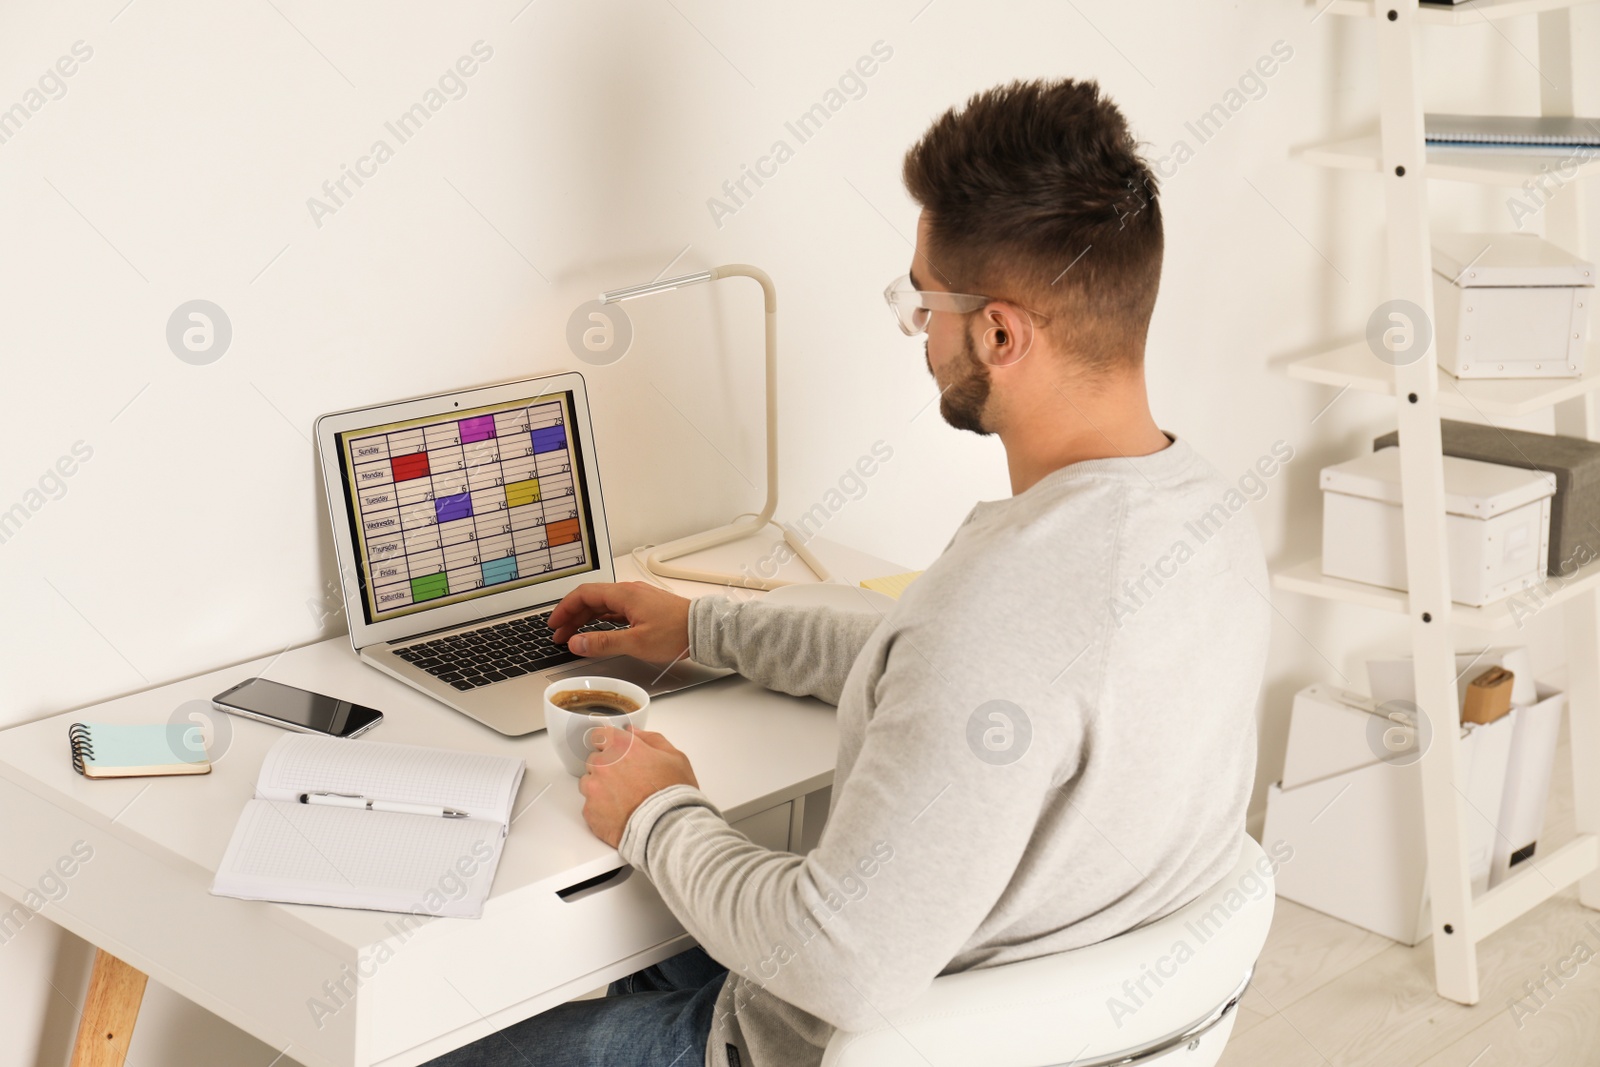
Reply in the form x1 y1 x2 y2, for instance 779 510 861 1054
546 656 730 695
547 657 658 687
544 659 630 684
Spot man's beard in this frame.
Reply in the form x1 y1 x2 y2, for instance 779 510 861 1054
927 331 992 436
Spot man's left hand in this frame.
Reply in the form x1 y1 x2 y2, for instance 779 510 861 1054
579 726 699 847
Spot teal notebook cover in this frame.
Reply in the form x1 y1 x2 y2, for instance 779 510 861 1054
69 722 211 777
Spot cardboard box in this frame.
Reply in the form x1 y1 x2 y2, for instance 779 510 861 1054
1375 419 1600 577
1321 447 1554 606
1366 646 1537 710
1491 683 1565 888
1280 684 1388 790
1431 232 1594 379
1265 765 1430 944
1267 689 1520 944
1463 666 1514 725
1269 668 1564 944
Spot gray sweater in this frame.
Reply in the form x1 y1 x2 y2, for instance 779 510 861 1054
616 436 1272 1067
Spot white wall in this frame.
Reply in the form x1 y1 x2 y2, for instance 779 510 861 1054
2 2 1595 1063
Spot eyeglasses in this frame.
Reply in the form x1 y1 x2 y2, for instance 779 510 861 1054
881 274 1050 337
882 274 990 337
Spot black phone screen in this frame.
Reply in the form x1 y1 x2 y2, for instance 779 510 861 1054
214 678 383 737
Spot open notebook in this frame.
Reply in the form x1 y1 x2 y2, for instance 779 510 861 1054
212 734 525 918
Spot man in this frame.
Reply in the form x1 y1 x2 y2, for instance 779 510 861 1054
430 77 1269 1067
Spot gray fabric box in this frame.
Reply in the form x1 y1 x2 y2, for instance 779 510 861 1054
1374 420 1600 575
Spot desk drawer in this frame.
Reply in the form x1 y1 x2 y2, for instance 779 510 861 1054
373 800 795 1064
370 857 684 1064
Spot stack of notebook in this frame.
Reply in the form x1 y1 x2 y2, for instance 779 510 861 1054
1426 114 1600 153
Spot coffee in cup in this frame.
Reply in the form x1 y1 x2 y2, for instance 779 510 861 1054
548 688 642 715
543 676 651 777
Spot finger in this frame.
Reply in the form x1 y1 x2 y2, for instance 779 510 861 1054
549 584 624 635
587 743 630 769
592 724 642 753
589 726 640 766
549 583 632 636
567 628 621 657
629 729 678 753
588 724 629 749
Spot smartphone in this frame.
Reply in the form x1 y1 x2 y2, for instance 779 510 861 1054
212 678 383 738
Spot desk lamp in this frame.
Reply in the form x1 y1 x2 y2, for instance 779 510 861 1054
599 263 829 590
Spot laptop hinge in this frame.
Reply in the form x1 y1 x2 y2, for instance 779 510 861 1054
385 598 562 647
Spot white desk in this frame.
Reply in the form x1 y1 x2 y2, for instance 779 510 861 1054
0 537 899 1067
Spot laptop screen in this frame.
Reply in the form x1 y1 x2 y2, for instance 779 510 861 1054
332 390 601 626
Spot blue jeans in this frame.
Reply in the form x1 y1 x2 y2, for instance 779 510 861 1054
422 947 727 1067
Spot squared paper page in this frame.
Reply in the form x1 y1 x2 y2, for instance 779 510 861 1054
211 800 505 918
255 734 525 825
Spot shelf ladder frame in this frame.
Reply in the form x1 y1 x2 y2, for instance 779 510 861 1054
1369 0 1600 1004
1539 6 1600 924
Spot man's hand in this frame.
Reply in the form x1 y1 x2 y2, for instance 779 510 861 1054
548 582 692 665
579 726 699 847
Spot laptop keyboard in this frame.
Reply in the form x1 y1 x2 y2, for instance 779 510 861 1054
393 613 627 692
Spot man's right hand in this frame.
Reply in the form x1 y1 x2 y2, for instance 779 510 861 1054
549 582 693 665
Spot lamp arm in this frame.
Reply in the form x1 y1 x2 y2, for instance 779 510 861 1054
709 265 779 529
602 261 827 590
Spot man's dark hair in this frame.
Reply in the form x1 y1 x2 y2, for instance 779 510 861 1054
903 78 1162 372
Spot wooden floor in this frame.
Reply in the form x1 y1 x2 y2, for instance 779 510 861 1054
1220 730 1600 1067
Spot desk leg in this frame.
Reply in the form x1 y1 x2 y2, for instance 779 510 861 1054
787 794 806 852
70 949 148 1067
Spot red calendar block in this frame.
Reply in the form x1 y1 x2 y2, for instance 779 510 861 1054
390 451 431 482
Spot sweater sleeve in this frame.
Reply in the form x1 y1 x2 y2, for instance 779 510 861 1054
619 613 1073 1032
687 595 883 706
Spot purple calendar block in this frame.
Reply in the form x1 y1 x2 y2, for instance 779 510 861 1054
458 415 497 444
531 425 567 454
435 493 473 524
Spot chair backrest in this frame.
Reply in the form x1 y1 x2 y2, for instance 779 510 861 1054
823 833 1276 1067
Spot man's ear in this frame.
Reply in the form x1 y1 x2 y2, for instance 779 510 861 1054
975 302 1033 367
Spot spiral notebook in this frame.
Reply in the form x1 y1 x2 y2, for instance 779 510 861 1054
69 722 212 778
212 734 525 918
1426 114 1600 150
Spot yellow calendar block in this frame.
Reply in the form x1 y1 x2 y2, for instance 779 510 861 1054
504 478 541 508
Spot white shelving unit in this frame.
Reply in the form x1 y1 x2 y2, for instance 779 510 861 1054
1326 0 1600 25
1298 131 1600 184
1271 1 1600 1004
1288 338 1600 416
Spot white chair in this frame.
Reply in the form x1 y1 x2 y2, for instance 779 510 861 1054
823 834 1274 1067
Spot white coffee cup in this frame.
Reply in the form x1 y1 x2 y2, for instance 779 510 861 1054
544 676 651 777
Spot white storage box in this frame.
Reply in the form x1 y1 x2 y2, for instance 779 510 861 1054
1279 678 1512 899
1491 683 1565 888
1265 680 1556 945
1432 232 1594 379
1266 768 1428 944
1267 681 1563 944
1366 646 1537 712
1365 650 1528 896
1321 446 1554 606
1280 684 1389 790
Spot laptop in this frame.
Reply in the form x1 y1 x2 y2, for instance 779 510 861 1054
314 372 728 736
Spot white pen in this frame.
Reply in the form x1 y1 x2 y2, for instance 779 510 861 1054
299 791 468 819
